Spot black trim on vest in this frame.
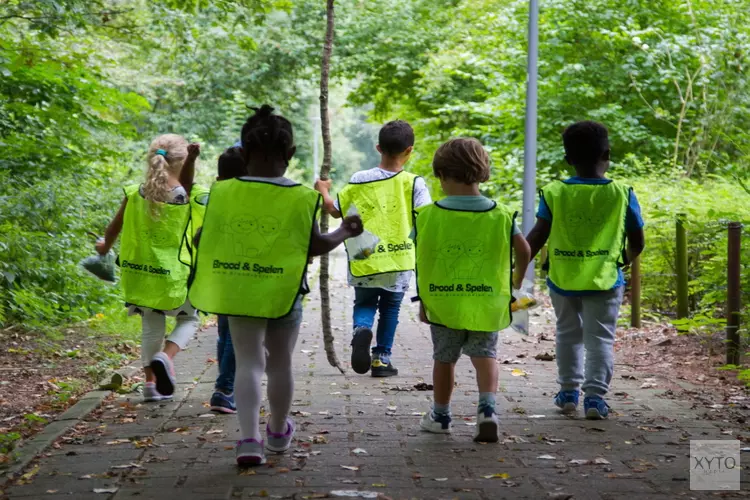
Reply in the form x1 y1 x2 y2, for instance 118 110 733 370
347 169 407 185
433 199 498 213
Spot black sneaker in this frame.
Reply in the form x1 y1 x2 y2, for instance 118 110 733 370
350 327 373 374
371 355 398 378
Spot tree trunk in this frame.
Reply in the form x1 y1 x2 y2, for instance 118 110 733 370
318 0 344 374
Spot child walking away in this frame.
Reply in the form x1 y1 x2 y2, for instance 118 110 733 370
209 147 248 414
415 138 530 443
189 105 363 466
96 134 201 402
315 120 431 377
526 121 645 420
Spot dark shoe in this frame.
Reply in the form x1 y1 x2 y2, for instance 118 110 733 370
371 355 398 378
350 327 373 374
210 391 237 414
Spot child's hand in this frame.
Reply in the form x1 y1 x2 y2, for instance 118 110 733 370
419 303 429 324
187 143 201 160
513 273 524 290
95 240 109 256
314 178 332 194
341 215 364 237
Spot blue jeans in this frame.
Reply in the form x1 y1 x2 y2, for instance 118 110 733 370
216 315 236 393
353 287 405 355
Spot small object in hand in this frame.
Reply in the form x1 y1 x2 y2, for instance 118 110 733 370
81 237 117 283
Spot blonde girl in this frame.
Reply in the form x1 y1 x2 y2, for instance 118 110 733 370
97 134 201 402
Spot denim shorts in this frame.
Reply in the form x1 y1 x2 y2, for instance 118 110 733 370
430 325 498 363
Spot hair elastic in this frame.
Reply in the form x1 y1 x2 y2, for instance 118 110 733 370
155 149 168 158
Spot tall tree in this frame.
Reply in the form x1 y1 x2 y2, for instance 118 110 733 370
318 0 344 373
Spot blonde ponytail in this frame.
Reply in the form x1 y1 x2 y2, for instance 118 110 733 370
142 134 190 207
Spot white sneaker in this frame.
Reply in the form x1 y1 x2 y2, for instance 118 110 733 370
142 382 172 402
473 410 499 443
420 411 452 434
150 352 176 396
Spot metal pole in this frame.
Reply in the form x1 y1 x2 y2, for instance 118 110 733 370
631 256 641 328
522 0 539 283
311 115 321 180
726 222 742 365
676 214 689 319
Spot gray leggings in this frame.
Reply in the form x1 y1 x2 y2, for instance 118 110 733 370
549 287 624 397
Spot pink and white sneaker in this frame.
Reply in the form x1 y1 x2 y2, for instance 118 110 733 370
236 438 266 466
266 418 295 453
150 352 176 396
143 382 172 403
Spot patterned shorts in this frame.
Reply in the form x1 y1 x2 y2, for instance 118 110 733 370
430 325 499 363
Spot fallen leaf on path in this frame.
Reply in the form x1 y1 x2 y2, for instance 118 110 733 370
330 491 379 498
340 465 359 471
547 494 573 500
434 478 448 481
594 457 611 465
413 383 433 391
198 414 214 418
106 439 131 445
206 429 223 435
110 463 142 469
607 473 632 478
340 479 359 484
372 483 386 487
93 488 119 494
538 455 557 460
46 490 58 494
640 383 657 389
569 459 591 465
17 465 40 484
534 352 555 361
465 422 477 427
239 469 256 476
528 415 545 419
511 369 527 377
352 448 368 455
277 468 290 473
483 473 511 479
544 437 565 444
311 435 328 444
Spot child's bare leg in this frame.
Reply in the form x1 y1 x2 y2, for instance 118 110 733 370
470 356 498 394
163 340 181 358
433 361 455 406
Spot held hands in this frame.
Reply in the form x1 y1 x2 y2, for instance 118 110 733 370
419 303 429 324
187 143 201 160
341 214 364 238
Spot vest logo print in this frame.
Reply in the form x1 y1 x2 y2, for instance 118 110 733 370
212 259 284 275
428 239 493 295
221 214 292 258
121 260 171 276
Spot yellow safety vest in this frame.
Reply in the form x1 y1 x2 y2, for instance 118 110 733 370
415 201 515 332
542 180 630 291
337 171 418 277
188 179 320 318
120 184 191 310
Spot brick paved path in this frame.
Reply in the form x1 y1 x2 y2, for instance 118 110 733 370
4 249 748 499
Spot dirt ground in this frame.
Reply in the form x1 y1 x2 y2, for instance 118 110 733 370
0 325 140 464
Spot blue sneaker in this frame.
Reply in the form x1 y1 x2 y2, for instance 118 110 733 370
584 396 609 420
210 391 237 414
554 390 580 413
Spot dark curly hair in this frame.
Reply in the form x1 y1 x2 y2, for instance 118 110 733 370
562 120 610 170
240 104 294 163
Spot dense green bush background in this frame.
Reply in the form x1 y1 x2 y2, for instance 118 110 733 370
1 0 748 372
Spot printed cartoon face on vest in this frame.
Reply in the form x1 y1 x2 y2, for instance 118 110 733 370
379 196 400 216
142 226 172 247
454 238 487 279
231 215 257 234
258 216 280 237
